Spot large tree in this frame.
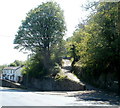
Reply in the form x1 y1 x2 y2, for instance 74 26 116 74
14 1 66 70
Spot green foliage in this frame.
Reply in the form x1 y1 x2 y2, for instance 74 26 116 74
22 54 62 78
50 40 66 66
0 65 7 74
55 72 67 80
14 1 66 76
66 2 120 87
9 63 17 67
51 63 61 76
14 1 66 53
9 60 24 67
22 55 45 78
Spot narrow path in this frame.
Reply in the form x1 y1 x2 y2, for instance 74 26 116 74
61 59 81 83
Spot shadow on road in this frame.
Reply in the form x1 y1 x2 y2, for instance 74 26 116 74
67 89 120 105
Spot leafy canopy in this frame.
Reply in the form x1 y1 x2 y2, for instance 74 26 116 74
14 1 66 53
14 1 66 76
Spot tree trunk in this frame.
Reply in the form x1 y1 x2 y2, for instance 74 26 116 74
42 48 51 74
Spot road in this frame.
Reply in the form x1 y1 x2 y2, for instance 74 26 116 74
0 87 120 106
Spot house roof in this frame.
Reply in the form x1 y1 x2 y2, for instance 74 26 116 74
3 66 21 70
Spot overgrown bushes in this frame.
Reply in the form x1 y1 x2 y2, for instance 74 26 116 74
66 2 120 92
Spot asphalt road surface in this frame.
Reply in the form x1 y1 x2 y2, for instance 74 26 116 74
0 87 120 107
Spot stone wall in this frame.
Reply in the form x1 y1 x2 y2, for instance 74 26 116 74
0 79 22 88
96 73 119 91
23 77 85 91
74 65 119 92
80 72 118 92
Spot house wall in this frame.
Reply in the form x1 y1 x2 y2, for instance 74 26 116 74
14 68 22 82
2 67 22 83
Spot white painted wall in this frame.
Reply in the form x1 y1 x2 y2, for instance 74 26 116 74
2 67 23 82
14 68 22 82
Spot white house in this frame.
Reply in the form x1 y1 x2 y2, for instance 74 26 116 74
2 66 23 83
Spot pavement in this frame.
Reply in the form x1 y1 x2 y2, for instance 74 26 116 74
0 86 120 106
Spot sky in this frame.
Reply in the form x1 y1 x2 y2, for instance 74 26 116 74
0 0 90 65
